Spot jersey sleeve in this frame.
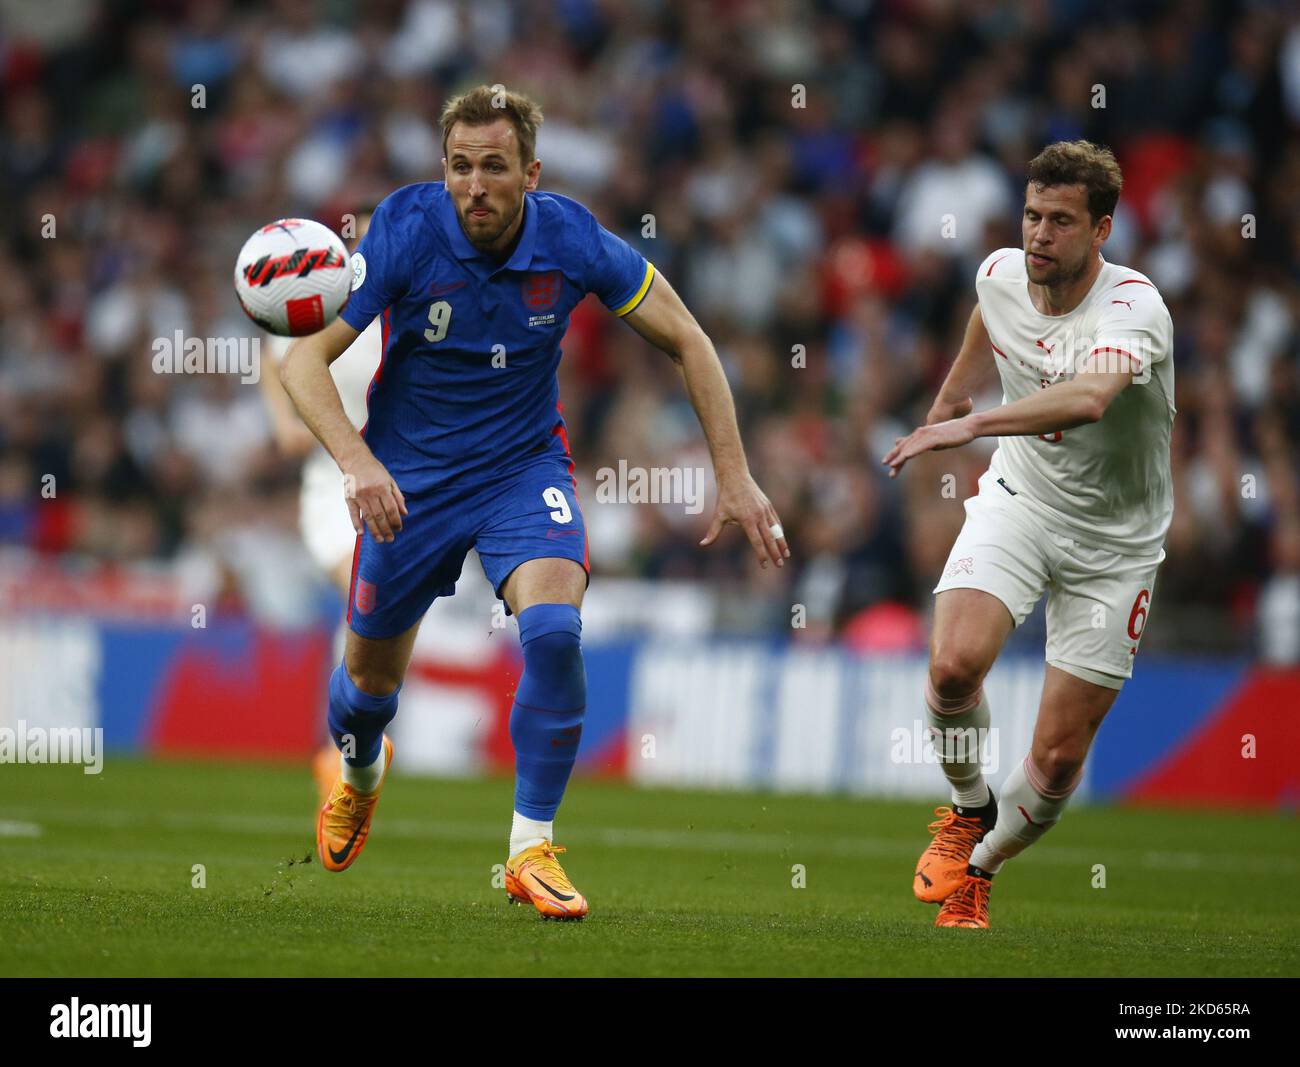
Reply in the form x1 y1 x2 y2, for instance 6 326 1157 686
975 247 1019 289
582 213 655 317
339 195 411 331
1087 279 1172 376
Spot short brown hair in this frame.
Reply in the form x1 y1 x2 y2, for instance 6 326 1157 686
440 85 543 166
1026 140 1123 222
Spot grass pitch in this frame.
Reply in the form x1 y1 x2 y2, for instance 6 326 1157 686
1 758 1296 977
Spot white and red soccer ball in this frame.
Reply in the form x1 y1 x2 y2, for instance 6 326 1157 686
233 218 352 336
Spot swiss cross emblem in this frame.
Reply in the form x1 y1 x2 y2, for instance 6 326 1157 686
355 578 377 615
521 271 562 312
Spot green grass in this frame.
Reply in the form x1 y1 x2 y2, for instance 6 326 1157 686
1 758 1296 977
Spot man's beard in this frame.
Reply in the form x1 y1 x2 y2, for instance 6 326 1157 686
1028 250 1089 288
461 195 522 251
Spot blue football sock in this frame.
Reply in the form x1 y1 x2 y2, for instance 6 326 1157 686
327 662 400 767
510 603 586 821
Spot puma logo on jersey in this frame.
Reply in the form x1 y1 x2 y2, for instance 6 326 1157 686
945 556 974 578
1111 298 1134 310
1035 339 1056 355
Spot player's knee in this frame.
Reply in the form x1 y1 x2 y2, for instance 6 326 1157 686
350 672 402 698
928 647 989 700
1029 744 1085 794
524 626 582 667
342 658 404 698
517 603 585 708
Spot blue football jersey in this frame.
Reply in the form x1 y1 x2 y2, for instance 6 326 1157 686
338 182 654 493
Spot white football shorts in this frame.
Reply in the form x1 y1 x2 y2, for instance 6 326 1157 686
933 468 1164 689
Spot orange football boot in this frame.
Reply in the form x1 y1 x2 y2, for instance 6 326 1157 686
913 798 995 903
316 735 393 873
934 869 992 928
505 840 588 920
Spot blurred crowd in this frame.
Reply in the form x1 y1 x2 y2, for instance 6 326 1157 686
2 0 1299 658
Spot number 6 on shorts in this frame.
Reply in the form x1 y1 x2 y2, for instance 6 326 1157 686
1127 588 1151 641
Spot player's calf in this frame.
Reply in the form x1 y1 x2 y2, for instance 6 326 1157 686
503 604 591 916
924 678 993 807
967 753 1080 875
508 604 586 847
326 661 400 777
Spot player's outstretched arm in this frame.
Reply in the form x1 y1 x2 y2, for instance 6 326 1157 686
620 273 790 568
280 316 407 543
927 305 994 425
882 366 1134 477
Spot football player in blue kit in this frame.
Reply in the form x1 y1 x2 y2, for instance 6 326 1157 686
280 85 789 919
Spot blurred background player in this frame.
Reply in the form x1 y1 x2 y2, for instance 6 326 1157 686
280 86 789 919
885 141 1174 929
258 208 382 807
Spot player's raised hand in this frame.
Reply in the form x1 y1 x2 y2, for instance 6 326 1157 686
343 452 408 543
882 418 976 478
699 473 790 568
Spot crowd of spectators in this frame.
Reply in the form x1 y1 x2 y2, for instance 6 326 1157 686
2 0 1298 658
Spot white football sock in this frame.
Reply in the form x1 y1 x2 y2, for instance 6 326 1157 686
509 811 552 859
924 680 991 808
340 743 386 793
969 754 1080 874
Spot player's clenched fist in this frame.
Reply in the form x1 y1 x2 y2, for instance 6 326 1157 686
342 453 408 543
699 472 791 568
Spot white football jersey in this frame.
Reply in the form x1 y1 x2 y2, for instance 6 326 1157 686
975 248 1175 556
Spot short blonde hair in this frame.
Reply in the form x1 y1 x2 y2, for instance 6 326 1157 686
440 85 544 166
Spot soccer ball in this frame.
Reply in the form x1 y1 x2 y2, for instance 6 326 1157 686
233 218 352 336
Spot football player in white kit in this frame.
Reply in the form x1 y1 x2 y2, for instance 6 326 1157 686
259 211 383 804
883 141 1175 928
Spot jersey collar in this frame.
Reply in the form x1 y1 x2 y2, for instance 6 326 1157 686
438 185 537 272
